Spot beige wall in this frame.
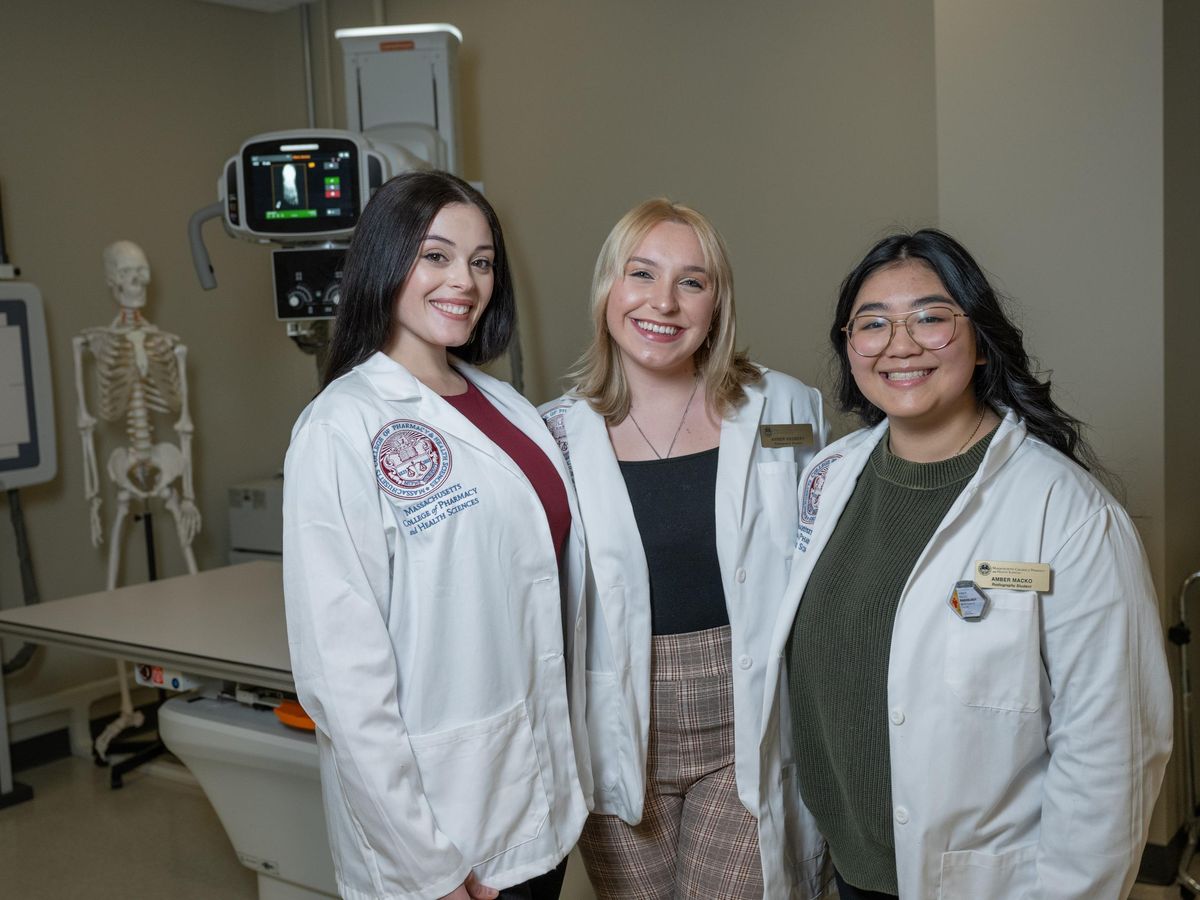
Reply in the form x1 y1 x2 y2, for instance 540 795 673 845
935 0 1165 559
933 0 1175 842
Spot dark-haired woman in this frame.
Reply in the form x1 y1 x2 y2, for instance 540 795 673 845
283 171 589 900
757 229 1172 899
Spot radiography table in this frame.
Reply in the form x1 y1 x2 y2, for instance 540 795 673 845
0 561 292 800
0 561 343 897
0 560 292 689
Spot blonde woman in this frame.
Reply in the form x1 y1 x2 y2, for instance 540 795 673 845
541 199 829 898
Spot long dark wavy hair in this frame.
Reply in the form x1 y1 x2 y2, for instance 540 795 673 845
831 228 1099 471
321 171 515 389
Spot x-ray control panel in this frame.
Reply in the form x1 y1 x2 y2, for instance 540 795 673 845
271 247 345 321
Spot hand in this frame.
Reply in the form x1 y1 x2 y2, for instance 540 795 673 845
89 496 103 547
177 499 202 545
440 872 499 900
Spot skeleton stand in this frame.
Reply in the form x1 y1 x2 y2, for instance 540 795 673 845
73 241 201 785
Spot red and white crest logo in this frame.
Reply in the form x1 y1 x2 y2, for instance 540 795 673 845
801 454 841 525
372 420 452 500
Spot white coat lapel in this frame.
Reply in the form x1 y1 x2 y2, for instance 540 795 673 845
358 351 423 401
466 368 588 596
565 400 649 664
767 424 885 662
714 385 765 578
358 352 522 478
412 362 528 482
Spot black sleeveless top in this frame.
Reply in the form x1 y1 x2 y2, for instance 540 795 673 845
618 447 729 635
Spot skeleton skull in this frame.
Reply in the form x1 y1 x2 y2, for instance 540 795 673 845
103 240 151 310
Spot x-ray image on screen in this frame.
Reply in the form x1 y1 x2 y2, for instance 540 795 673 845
274 163 306 210
241 136 361 235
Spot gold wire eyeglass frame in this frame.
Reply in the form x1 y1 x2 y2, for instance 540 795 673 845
841 306 971 358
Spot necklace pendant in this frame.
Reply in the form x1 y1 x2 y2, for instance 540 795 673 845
628 378 701 460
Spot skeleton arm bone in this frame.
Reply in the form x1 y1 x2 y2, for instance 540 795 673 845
172 343 201 543
72 334 103 546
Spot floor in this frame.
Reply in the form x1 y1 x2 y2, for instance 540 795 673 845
1134 874 1196 900
0 754 597 899
0 755 258 898
0 755 1184 899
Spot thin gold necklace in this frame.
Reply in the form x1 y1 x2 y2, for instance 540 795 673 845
957 406 988 455
628 379 701 460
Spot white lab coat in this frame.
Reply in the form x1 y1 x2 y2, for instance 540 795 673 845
540 367 831 898
283 352 591 900
758 410 1173 899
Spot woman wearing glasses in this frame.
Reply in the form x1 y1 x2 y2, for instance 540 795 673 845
757 229 1172 899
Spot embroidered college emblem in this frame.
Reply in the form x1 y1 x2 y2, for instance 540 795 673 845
801 454 841 525
541 404 573 477
372 420 452 500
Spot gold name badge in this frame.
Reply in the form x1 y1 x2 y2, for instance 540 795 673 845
759 423 814 449
974 560 1051 592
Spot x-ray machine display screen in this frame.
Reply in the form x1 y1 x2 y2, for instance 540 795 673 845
242 137 361 236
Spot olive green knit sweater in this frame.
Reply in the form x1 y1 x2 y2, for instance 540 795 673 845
787 429 993 893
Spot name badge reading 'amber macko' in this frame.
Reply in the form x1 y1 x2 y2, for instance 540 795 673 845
974 560 1052 592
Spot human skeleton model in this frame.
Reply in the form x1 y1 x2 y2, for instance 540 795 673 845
72 241 201 759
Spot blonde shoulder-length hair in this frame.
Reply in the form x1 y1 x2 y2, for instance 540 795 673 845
568 198 762 423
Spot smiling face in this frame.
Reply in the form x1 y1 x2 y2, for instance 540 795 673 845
604 220 716 380
386 202 495 363
846 259 983 435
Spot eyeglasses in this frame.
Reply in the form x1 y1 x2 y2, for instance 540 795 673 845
841 305 970 358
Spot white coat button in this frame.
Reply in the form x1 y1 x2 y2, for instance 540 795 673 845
894 807 910 825
738 655 752 670
736 568 747 583
890 708 905 725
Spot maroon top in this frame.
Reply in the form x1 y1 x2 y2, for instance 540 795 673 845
444 380 571 560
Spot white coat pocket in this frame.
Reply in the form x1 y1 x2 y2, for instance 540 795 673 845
944 590 1042 712
939 844 1037 898
756 460 799 549
408 701 550 864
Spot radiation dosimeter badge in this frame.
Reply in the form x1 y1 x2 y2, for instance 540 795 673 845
948 580 988 621
0 282 56 491
221 130 389 244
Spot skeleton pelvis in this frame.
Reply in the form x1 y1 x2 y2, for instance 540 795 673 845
106 444 184 497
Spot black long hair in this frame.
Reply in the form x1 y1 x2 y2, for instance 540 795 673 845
830 228 1100 472
321 170 515 389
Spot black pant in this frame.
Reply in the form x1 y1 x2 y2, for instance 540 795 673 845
497 857 569 900
834 869 900 900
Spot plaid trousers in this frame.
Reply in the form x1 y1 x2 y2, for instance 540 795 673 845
578 625 764 899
